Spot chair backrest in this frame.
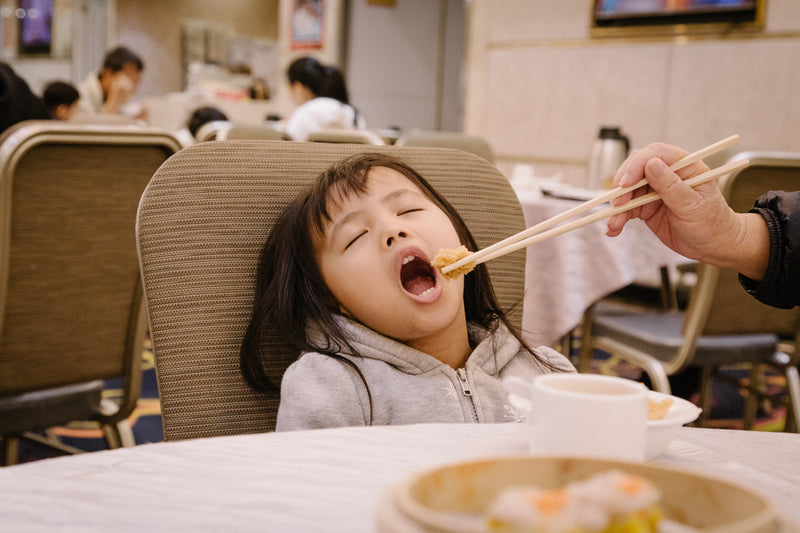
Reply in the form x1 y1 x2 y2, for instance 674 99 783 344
307 128 385 145
136 141 526 440
684 151 800 341
395 130 495 162
195 120 232 142
225 123 291 141
0 121 180 420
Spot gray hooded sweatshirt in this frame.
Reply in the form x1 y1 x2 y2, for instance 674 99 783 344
276 318 574 431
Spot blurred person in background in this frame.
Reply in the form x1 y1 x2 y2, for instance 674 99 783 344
77 46 146 119
284 56 365 142
43 81 80 121
173 105 229 147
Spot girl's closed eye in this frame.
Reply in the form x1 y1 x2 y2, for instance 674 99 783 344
398 207 424 215
344 230 366 250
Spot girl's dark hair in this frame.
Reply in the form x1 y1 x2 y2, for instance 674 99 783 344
240 153 556 396
286 56 325 96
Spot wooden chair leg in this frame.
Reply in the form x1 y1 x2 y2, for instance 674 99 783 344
743 364 763 430
785 365 800 433
103 420 135 449
1 436 19 466
696 365 715 427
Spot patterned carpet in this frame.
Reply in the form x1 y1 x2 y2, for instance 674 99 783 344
12 333 791 464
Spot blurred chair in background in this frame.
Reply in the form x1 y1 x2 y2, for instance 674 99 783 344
578 152 800 431
0 121 181 464
136 141 525 440
195 120 232 143
307 128 385 145
395 130 494 163
225 123 290 141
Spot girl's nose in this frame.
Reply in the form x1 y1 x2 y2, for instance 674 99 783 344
384 228 408 248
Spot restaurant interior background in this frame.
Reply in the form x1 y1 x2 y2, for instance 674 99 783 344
5 0 800 187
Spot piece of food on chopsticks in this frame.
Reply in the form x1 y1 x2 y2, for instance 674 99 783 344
486 469 663 533
432 245 475 280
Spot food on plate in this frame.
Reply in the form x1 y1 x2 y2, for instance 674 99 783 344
647 396 674 421
486 470 662 532
431 245 474 280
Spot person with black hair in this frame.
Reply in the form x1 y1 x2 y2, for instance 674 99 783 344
0 62 50 133
240 153 573 430
43 81 79 120
76 46 145 117
284 56 366 141
173 105 229 147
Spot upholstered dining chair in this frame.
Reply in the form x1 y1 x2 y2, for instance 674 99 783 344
307 128 386 145
195 120 232 142
225 123 291 141
136 141 526 440
395 130 495 163
578 151 800 431
0 121 181 464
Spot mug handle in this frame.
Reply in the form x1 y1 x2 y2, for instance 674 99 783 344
502 376 534 414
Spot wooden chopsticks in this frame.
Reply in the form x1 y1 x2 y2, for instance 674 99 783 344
441 135 747 274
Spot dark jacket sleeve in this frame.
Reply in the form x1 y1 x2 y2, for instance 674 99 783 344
739 190 800 308
0 62 50 134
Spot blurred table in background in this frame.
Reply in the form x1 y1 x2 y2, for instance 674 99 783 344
517 189 691 348
143 93 285 133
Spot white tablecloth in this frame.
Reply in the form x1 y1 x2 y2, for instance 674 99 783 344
1 424 797 532
518 191 691 347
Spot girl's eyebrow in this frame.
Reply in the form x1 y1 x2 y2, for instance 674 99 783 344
327 188 424 243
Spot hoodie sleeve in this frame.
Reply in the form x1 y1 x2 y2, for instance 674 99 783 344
276 352 369 431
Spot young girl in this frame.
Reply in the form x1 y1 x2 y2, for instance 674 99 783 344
240 153 574 430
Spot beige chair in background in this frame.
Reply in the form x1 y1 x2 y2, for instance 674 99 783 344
195 120 232 142
307 128 385 145
578 152 800 431
136 141 526 440
395 130 495 162
225 123 291 141
0 121 181 464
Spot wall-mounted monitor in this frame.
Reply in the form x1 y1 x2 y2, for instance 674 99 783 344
591 0 765 37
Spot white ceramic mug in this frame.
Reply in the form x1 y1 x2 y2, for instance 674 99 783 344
504 373 648 462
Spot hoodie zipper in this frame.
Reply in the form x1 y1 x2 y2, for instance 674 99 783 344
456 367 478 422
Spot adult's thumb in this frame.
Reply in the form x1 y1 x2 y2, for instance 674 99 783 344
645 157 696 207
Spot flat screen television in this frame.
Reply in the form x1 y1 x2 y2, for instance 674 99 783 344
592 0 764 36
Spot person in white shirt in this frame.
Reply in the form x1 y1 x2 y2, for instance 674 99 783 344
284 56 365 142
76 46 145 119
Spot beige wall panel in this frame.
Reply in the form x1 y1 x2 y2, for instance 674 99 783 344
665 39 800 160
116 0 279 97
765 0 800 33
489 0 589 42
484 44 671 167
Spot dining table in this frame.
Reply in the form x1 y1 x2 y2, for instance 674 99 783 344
1 422 798 532
516 186 692 348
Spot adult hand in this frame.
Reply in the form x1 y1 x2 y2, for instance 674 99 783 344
103 73 134 114
604 142 769 280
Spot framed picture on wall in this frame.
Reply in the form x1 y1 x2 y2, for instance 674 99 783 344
291 0 324 50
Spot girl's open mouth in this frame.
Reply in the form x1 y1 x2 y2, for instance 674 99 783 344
400 254 437 297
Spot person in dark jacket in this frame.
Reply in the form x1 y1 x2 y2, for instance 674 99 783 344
605 142 799 309
0 62 50 134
